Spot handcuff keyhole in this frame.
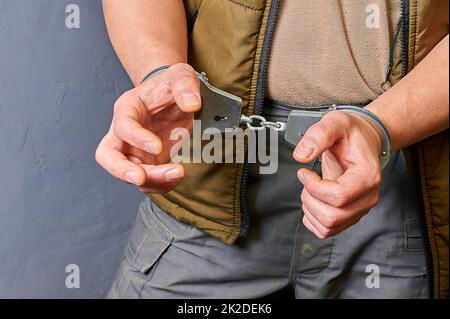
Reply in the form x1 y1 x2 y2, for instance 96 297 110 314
215 115 228 122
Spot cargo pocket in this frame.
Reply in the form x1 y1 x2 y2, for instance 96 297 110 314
124 202 174 276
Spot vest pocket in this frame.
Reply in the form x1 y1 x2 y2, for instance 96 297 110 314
124 202 174 274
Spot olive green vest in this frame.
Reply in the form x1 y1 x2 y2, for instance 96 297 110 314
150 0 449 298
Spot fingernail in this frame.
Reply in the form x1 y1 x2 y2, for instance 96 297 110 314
295 143 314 160
182 93 200 108
144 141 158 154
298 170 304 181
125 171 140 185
164 168 183 182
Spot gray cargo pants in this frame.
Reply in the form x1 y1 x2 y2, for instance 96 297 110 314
107 103 428 299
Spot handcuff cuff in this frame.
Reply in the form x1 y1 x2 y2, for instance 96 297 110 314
142 66 392 169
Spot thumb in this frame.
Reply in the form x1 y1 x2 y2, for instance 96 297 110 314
170 66 202 113
293 113 344 163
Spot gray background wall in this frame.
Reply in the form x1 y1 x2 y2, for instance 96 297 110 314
0 0 143 298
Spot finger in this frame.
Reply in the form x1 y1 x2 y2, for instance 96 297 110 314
169 65 201 113
139 79 175 112
293 111 350 163
302 215 327 239
140 163 185 189
95 139 146 186
126 155 143 164
321 150 345 180
298 167 381 208
302 205 336 238
114 116 163 155
303 206 359 239
113 94 163 155
300 187 376 230
303 205 357 239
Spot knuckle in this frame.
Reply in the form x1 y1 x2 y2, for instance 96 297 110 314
316 231 328 240
331 190 349 207
372 172 382 188
159 82 171 95
113 92 131 112
327 110 351 128
300 190 307 202
113 119 136 143
320 227 333 238
173 74 199 91
144 80 170 94
112 120 123 138
312 122 332 141
113 100 122 113
338 112 353 128
369 192 381 207
94 146 103 165
321 214 339 229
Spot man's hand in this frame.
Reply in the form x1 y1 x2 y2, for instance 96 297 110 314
96 63 201 193
294 111 383 239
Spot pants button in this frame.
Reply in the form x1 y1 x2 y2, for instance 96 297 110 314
301 243 314 258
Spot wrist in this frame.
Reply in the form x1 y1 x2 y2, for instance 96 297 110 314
349 113 383 152
134 53 187 86
364 95 405 151
336 106 392 169
141 65 172 83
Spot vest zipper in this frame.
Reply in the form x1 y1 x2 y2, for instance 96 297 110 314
400 0 409 78
383 18 403 92
400 0 434 298
240 0 281 236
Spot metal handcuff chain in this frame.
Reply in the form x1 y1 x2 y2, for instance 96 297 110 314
240 105 392 170
240 114 287 132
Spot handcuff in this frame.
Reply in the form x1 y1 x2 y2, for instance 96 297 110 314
142 67 392 169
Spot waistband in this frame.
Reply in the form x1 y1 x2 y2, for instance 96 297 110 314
262 99 364 118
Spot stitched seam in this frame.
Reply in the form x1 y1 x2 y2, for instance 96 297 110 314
225 0 263 11
146 200 176 240
137 246 170 299
126 235 148 261
288 210 303 285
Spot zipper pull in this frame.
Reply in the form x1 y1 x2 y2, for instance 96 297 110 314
381 80 392 93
